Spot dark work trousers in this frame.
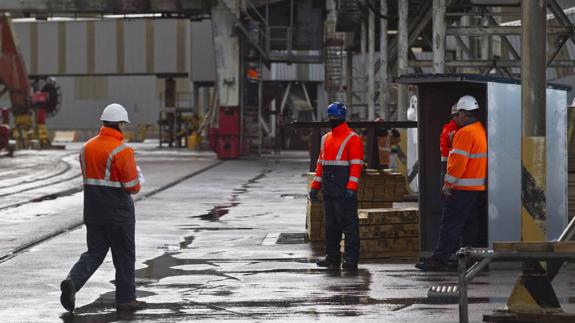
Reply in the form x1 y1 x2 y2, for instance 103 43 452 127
323 196 360 264
432 190 484 262
67 223 136 304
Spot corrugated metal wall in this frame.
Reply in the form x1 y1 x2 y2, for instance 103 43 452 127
13 19 189 75
0 18 327 131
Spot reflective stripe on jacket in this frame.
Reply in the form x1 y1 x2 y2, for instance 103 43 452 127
311 123 364 196
81 126 140 225
444 121 487 191
440 120 458 162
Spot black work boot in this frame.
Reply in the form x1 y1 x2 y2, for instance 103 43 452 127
342 261 358 271
316 257 341 268
60 278 76 312
415 257 448 272
117 300 147 313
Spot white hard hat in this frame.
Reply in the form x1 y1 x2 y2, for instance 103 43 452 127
568 97 575 108
455 95 479 111
451 104 458 115
100 103 130 123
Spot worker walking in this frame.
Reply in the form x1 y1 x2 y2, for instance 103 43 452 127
60 103 146 313
416 95 487 271
440 104 460 185
309 102 364 270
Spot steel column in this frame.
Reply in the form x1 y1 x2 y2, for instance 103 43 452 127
368 5 375 120
361 19 367 112
380 0 388 119
520 0 547 244
397 0 408 121
346 49 353 109
432 0 446 73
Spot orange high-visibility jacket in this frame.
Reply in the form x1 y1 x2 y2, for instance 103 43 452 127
440 120 458 162
311 123 364 196
80 127 140 224
444 121 487 191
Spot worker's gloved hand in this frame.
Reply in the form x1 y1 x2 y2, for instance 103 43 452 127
309 189 319 203
344 189 357 200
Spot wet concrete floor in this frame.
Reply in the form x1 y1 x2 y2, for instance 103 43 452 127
0 149 574 322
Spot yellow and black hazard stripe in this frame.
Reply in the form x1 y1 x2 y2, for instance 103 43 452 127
521 136 546 242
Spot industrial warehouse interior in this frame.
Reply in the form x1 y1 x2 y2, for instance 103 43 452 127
1 0 575 322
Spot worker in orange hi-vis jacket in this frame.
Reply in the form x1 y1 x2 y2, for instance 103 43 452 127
309 102 365 270
416 95 487 271
439 104 460 186
60 103 147 314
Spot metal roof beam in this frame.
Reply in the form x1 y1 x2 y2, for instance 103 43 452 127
446 25 573 35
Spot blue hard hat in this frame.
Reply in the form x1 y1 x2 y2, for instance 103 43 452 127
326 102 347 119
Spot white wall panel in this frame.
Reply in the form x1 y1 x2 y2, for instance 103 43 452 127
13 23 31 72
107 76 159 125
190 20 215 81
154 20 177 72
95 20 117 74
43 75 160 130
124 20 147 73
65 21 87 74
36 22 58 75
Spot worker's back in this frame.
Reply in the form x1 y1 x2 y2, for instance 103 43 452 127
446 121 487 191
81 126 140 225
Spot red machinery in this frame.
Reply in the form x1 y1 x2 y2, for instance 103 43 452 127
0 14 61 151
208 106 241 159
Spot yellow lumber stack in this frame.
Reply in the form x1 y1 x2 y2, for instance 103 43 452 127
306 200 325 241
350 207 420 259
305 169 407 241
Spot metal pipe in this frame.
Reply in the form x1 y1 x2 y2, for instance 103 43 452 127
447 25 570 36
432 0 446 73
258 54 263 155
458 253 469 323
346 49 353 109
380 0 388 119
465 257 492 281
361 19 367 115
408 59 575 68
397 0 408 121
368 5 375 120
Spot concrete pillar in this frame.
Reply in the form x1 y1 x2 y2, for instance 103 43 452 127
380 0 388 119
432 0 446 73
211 0 240 107
520 0 547 243
361 19 367 117
368 6 375 120
397 0 408 121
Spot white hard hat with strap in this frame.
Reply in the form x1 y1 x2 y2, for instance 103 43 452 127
100 103 130 123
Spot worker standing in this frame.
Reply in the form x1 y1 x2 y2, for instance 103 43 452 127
375 117 401 169
439 105 460 185
416 95 487 271
60 103 146 313
309 102 364 270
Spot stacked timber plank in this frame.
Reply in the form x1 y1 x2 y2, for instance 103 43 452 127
305 170 408 241
349 207 420 259
306 200 325 241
